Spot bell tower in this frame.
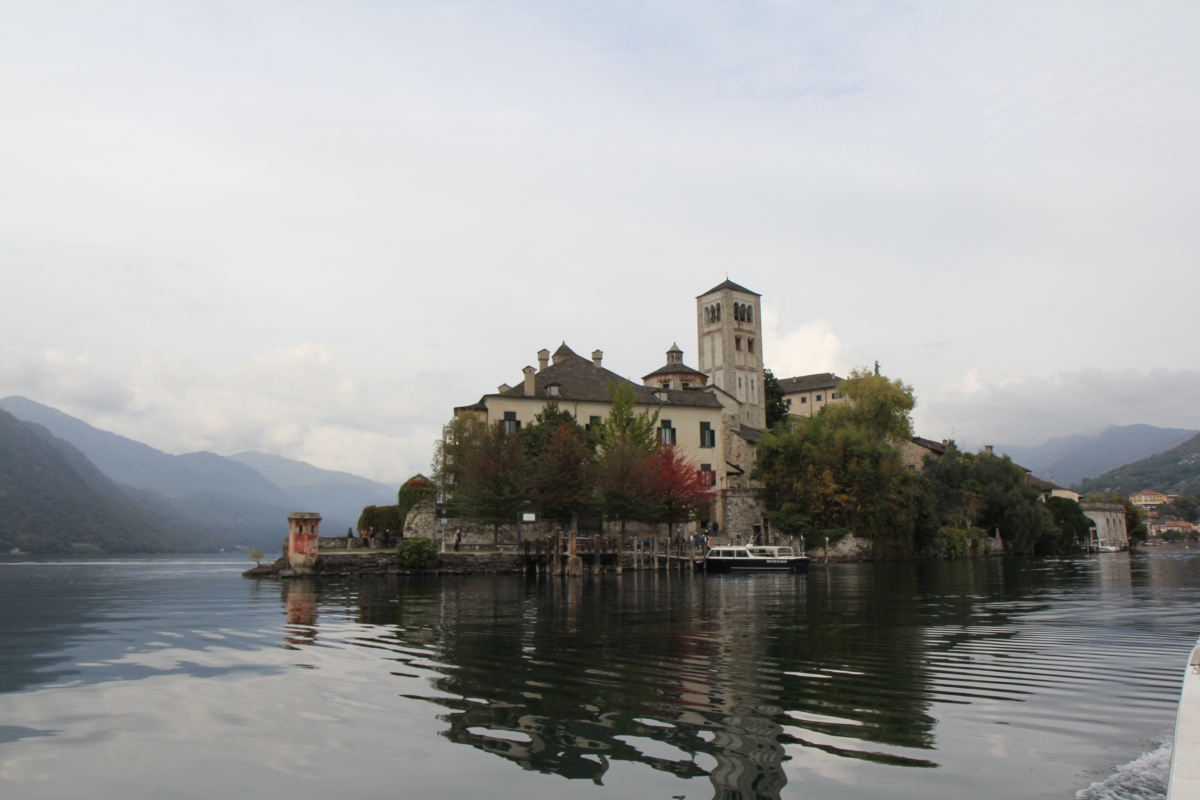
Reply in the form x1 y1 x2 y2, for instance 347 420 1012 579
696 279 765 428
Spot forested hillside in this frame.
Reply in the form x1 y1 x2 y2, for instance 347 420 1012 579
0 410 212 554
1075 433 1200 496
999 424 1197 486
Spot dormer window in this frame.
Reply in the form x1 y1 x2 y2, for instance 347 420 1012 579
547 384 560 397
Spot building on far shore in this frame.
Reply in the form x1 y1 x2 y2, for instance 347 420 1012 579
1148 517 1194 537
1026 476 1083 504
1081 502 1128 549
1130 489 1173 519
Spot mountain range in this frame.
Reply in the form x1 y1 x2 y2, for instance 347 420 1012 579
0 396 398 553
0 409 214 553
1076 433 1200 498
997 424 1198 486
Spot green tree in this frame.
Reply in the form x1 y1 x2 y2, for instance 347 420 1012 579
453 420 528 546
396 474 437 532
924 447 1057 554
753 369 936 556
431 413 487 516
1044 496 1091 553
763 368 789 429
1172 496 1199 522
593 381 661 532
529 423 596 522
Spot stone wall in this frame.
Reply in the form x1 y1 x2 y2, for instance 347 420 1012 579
316 536 371 550
404 506 693 548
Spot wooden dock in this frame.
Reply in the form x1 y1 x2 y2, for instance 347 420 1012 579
517 533 701 575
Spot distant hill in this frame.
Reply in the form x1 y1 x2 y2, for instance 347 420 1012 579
0 397 394 547
0 397 298 507
228 451 396 533
998 424 1198 486
1076 433 1200 497
0 409 213 554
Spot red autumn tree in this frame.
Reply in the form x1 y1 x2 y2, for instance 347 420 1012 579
650 445 717 527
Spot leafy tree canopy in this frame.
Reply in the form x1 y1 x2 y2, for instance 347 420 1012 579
763 369 789 429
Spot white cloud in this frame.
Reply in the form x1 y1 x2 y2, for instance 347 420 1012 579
763 307 855 379
0 2 1198 468
0 342 441 485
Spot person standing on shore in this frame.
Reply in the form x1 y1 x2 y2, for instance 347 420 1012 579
454 529 462 552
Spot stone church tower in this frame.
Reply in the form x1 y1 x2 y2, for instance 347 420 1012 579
696 280 765 429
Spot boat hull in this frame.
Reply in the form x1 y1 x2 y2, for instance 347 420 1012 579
703 557 809 574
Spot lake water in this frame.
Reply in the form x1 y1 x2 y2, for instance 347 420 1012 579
1 550 1198 800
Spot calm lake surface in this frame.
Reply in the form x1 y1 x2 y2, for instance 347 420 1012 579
1 550 1198 799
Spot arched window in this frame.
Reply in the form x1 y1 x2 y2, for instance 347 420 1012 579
748 338 755 353
747 305 753 323
734 303 741 321
735 336 742 350
715 303 721 320
704 307 711 324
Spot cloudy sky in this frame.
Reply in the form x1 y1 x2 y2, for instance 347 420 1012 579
2 1 1198 484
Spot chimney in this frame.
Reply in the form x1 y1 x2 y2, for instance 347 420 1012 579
592 349 603 368
537 349 550 371
984 445 994 456
523 366 536 396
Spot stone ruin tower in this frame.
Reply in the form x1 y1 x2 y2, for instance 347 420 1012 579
695 280 766 429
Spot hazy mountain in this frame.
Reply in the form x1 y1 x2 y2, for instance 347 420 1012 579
227 451 396 532
0 409 213 554
997 424 1197 486
0 397 299 507
1076 434 1200 497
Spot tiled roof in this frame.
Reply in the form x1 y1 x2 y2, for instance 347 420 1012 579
697 279 760 298
778 372 842 393
911 436 947 456
734 424 763 442
642 362 708 380
490 347 723 408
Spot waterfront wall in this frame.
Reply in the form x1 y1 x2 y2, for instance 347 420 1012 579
404 506 687 547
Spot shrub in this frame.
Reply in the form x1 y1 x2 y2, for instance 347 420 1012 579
397 537 439 569
938 526 985 559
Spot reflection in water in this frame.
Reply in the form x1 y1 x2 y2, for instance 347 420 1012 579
275 553 1200 800
286 567 954 799
2 553 1197 800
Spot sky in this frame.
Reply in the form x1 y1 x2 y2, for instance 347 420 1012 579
2 1 1198 485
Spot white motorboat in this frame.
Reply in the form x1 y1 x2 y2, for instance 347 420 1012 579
701 545 809 574
1167 638 1200 799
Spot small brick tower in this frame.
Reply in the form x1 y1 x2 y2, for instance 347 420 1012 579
286 512 322 574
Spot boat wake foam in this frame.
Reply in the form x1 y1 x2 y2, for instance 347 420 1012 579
1076 736 1172 800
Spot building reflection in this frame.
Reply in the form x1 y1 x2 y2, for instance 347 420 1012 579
277 567 960 800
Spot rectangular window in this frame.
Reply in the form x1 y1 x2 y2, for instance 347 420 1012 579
831 392 842 400
785 398 792 407
586 415 601 431
502 410 521 434
800 396 808 403
735 336 742 351
816 394 823 402
699 464 715 486
699 421 716 448
659 420 676 446
748 338 754 353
